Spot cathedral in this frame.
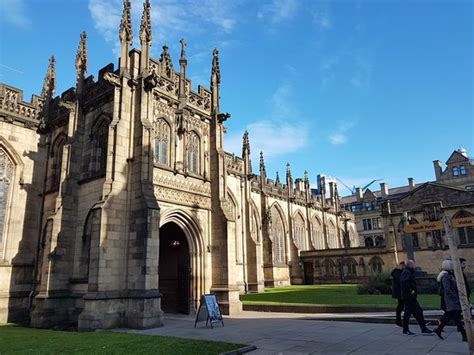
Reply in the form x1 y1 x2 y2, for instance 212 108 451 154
0 0 357 330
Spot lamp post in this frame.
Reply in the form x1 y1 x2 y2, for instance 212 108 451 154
401 212 415 262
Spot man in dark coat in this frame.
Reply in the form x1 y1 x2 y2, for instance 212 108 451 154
400 260 433 335
391 261 405 327
434 259 467 342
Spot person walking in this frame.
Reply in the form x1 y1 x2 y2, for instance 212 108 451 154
400 260 433 336
434 259 467 342
391 261 405 327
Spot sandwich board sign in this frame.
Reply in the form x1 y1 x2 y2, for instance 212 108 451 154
194 294 224 328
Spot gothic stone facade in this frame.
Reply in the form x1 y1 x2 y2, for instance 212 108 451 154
0 1 357 330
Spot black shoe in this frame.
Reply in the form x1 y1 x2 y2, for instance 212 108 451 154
403 330 416 336
434 328 444 340
421 329 434 336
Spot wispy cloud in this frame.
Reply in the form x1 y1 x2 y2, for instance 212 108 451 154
88 0 238 56
328 121 356 145
312 8 332 30
350 48 373 89
225 82 309 161
257 0 299 25
0 0 30 27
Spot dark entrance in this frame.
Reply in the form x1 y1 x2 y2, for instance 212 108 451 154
304 262 314 285
159 222 190 314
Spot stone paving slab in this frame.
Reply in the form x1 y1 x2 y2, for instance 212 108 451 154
116 311 469 354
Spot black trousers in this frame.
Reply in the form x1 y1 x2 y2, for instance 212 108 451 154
438 310 466 339
396 298 404 325
403 299 427 332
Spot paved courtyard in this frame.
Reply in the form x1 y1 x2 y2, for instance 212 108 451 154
119 311 469 354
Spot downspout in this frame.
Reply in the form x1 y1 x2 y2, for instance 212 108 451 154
28 134 51 313
240 179 247 293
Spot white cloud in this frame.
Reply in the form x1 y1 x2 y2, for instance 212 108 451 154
88 0 238 56
312 9 332 30
329 133 346 145
225 120 308 161
0 0 30 27
257 0 299 25
225 82 309 161
328 121 356 145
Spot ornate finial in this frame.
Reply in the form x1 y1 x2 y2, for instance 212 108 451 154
259 151 266 175
242 130 250 157
286 162 292 181
304 170 309 188
75 31 88 83
119 0 132 43
180 38 187 61
211 48 221 85
275 171 280 185
41 56 56 98
159 44 174 78
140 0 152 45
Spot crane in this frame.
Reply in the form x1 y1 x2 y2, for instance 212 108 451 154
334 177 383 195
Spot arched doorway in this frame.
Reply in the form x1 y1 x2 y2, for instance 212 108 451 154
159 222 191 314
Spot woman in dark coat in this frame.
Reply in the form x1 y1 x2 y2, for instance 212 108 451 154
434 260 467 342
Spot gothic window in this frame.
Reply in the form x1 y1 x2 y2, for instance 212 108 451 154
250 209 260 243
346 258 357 276
154 119 170 165
0 148 14 246
364 237 374 247
271 207 286 264
90 118 109 175
327 221 337 248
455 210 474 245
452 167 459 177
312 217 324 250
375 235 385 246
187 131 200 174
79 211 94 279
369 256 384 273
293 213 305 250
460 165 467 175
322 259 336 276
49 135 66 190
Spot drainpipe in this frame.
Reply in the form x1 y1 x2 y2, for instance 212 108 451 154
240 179 248 293
28 134 52 314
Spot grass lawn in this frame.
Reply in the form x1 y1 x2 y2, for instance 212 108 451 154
241 284 440 309
0 325 242 354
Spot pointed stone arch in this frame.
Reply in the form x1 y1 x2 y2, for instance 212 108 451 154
310 214 324 250
159 208 206 312
0 137 24 256
269 202 287 264
292 210 306 251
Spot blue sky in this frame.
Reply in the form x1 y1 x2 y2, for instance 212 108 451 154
0 0 472 195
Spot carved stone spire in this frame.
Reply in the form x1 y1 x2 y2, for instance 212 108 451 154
211 48 221 113
75 31 88 84
242 130 250 157
41 55 56 98
259 151 266 178
286 163 292 182
275 171 280 185
178 38 187 100
139 0 152 45
119 0 132 43
159 45 173 78
38 56 56 133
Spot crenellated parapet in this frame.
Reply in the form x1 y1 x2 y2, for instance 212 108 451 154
0 84 42 129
